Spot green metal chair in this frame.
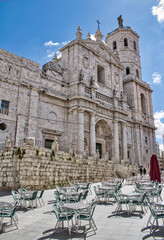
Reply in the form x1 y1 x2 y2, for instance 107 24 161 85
53 204 74 235
146 197 164 232
11 190 23 206
36 189 45 207
149 186 163 202
77 203 97 233
81 190 89 203
24 191 38 209
93 186 105 202
69 192 83 203
130 191 147 213
0 202 18 231
114 193 130 214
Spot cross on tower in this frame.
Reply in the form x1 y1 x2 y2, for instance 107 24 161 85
96 20 101 29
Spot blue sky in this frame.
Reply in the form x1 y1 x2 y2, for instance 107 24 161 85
0 0 164 149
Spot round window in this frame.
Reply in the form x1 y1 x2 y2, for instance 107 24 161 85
0 123 7 131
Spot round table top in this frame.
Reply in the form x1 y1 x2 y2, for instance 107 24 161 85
99 186 115 190
120 192 143 197
62 191 79 196
0 201 12 209
154 201 164 207
63 202 90 210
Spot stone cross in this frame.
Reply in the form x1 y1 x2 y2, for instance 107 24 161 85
96 20 101 29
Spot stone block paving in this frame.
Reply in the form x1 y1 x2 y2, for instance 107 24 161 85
0 182 164 240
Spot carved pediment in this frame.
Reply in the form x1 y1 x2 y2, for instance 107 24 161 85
42 61 63 75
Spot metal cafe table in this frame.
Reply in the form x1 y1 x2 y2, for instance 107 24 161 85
63 202 90 232
119 192 143 213
62 192 79 202
0 201 12 231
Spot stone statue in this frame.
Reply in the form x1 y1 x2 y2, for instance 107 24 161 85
84 146 89 159
96 149 100 160
52 137 59 151
117 15 123 28
5 136 11 148
79 69 84 82
104 152 109 161
70 142 76 157
113 86 118 97
90 76 97 88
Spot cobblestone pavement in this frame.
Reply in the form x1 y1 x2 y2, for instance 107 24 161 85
0 182 164 240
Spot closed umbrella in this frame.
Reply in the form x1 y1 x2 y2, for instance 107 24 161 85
149 154 161 183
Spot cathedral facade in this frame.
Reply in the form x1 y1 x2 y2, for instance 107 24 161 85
0 17 156 166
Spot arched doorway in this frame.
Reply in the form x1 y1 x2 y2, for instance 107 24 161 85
95 119 112 159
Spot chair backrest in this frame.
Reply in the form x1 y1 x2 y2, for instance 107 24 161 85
38 189 44 198
87 183 90 189
11 190 19 202
18 188 26 193
82 190 89 200
56 185 60 191
78 192 83 201
90 204 96 219
31 191 38 200
145 197 155 217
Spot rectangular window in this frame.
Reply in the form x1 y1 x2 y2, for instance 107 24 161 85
45 139 53 149
0 100 9 115
1 100 9 109
97 65 105 84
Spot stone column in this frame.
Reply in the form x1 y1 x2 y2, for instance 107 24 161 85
113 120 119 163
140 125 143 165
77 108 84 155
90 113 96 157
135 124 142 167
122 122 127 161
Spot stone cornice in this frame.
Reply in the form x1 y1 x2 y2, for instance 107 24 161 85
123 75 153 92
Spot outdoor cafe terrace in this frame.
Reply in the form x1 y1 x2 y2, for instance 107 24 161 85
1 175 164 240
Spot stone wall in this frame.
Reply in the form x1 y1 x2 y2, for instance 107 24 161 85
0 143 139 190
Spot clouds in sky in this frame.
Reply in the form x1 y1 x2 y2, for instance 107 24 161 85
152 72 162 85
44 41 60 47
154 111 164 148
44 40 70 58
152 0 164 23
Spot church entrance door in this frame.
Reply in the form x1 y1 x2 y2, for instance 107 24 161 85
96 143 102 159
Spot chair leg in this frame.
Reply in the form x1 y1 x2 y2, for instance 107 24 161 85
41 198 45 206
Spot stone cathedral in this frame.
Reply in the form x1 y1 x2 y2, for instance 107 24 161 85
0 16 156 167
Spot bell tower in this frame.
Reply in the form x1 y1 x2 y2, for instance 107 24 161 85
106 15 141 83
106 16 156 166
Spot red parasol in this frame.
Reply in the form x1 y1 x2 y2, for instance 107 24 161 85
149 154 161 183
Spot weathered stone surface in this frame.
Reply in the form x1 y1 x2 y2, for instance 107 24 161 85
0 145 143 190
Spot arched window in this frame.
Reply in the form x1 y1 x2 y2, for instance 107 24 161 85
126 67 130 75
134 41 137 51
113 41 117 50
141 93 146 114
136 69 139 78
124 38 128 47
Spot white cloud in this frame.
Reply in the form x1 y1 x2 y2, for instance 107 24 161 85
154 110 164 140
47 51 62 59
47 51 55 58
62 41 70 46
56 51 62 58
44 41 60 47
90 34 96 41
152 72 162 85
152 0 164 23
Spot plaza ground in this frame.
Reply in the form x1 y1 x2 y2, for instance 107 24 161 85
0 182 164 240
